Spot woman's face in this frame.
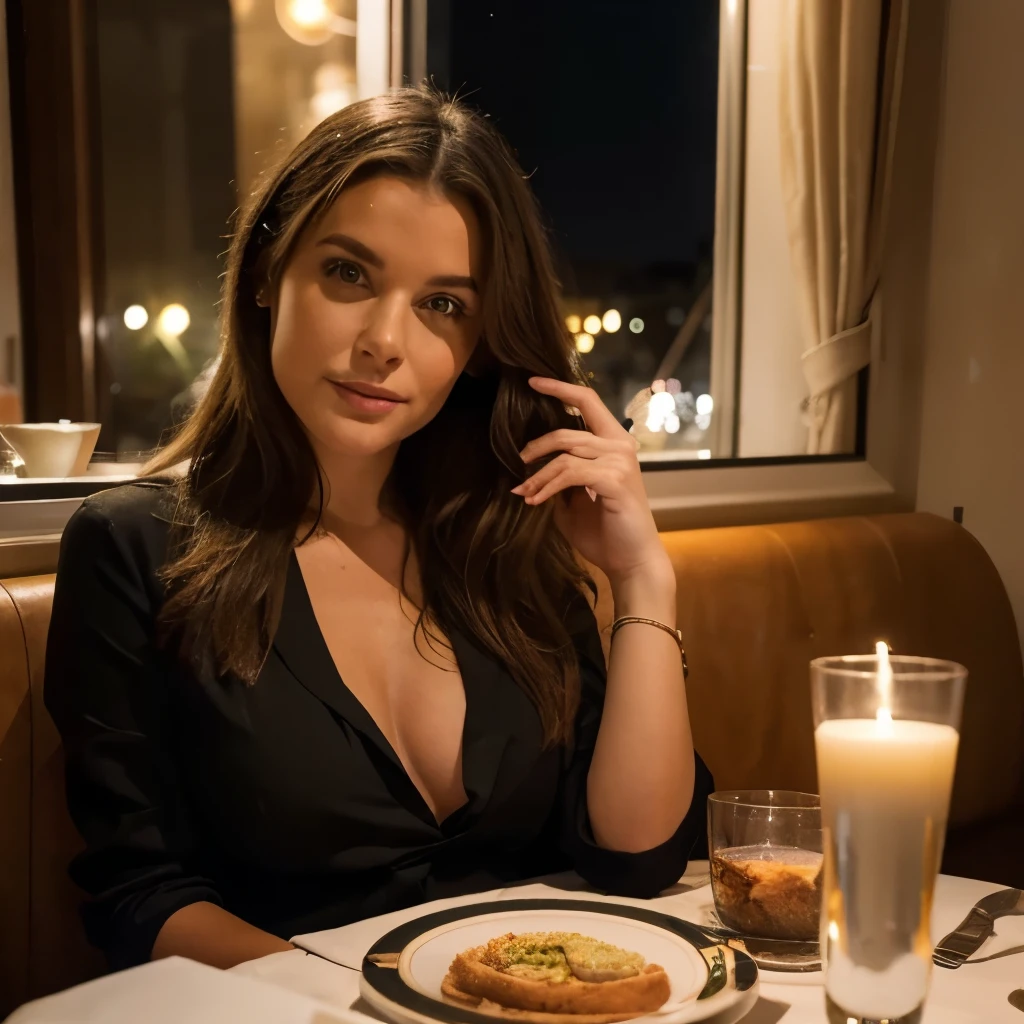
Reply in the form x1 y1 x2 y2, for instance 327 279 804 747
269 174 485 458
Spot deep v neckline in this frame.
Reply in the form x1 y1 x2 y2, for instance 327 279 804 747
285 550 471 831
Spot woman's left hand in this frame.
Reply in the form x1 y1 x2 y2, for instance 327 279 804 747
512 377 670 585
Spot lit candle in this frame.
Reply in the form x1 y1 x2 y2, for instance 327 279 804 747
813 647 962 1021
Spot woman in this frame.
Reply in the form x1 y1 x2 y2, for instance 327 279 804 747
45 89 712 973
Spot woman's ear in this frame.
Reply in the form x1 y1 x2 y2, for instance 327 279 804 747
254 274 273 308
251 244 275 308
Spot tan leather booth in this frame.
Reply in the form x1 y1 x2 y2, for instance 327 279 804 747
2 511 1022 1014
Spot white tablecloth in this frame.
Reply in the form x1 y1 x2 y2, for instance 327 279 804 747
7 867 1022 1023
234 867 1024 1024
3 956 362 1024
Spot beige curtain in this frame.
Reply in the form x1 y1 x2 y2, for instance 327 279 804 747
779 0 908 453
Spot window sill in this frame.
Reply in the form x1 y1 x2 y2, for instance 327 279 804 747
0 467 140 502
644 457 906 530
0 470 141 560
0 456 906 549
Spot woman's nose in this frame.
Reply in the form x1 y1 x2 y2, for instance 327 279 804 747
356 295 407 367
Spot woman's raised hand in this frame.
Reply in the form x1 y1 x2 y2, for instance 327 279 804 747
512 377 671 587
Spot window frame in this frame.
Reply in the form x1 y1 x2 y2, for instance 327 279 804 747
707 0 746 462
6 0 104 430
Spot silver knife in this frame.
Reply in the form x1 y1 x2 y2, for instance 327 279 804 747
933 888 1024 969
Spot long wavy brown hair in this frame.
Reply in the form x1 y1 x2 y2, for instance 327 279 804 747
144 87 594 746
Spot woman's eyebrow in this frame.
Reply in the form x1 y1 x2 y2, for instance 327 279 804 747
316 233 477 292
426 274 478 293
315 233 383 267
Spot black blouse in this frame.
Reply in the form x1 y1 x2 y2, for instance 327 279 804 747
44 481 713 971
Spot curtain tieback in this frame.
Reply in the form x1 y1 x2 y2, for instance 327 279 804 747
801 318 872 397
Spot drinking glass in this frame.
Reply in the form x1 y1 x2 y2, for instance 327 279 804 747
812 654 966 1024
708 790 822 940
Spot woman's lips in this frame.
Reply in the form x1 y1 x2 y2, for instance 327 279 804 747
328 380 406 414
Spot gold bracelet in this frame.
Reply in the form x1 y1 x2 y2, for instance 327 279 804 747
609 615 689 680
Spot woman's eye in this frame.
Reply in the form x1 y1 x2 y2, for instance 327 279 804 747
426 296 462 317
328 261 363 285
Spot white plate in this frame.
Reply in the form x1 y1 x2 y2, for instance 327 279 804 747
359 899 759 1024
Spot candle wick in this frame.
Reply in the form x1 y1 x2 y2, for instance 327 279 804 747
875 640 894 729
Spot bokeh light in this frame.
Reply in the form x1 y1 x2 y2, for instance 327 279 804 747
156 303 191 337
290 0 329 26
123 305 148 330
649 391 675 415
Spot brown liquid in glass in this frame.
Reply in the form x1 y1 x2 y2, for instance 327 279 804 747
710 844 823 940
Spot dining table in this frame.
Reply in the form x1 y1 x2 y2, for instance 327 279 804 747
7 862 1023 1023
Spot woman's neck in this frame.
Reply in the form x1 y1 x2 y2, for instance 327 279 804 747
310 442 400 528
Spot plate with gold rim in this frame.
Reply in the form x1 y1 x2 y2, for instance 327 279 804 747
359 899 759 1024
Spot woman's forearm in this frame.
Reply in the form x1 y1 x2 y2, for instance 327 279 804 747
151 901 295 969
586 561 695 853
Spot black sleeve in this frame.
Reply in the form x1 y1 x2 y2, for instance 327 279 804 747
559 590 714 899
43 500 223 970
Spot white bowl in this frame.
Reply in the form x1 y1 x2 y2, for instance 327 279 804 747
0 422 102 478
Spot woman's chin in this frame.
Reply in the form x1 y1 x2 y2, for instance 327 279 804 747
313 418 406 458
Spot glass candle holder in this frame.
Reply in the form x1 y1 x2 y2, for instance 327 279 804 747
811 650 966 1024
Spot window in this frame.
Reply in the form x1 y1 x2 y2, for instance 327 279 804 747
5 0 890 494
428 0 721 462
87 0 390 457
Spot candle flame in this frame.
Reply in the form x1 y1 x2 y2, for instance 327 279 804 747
875 640 894 731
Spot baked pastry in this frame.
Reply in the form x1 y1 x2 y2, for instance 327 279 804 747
442 932 670 1021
